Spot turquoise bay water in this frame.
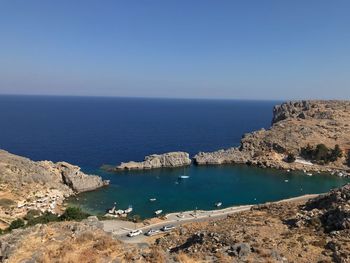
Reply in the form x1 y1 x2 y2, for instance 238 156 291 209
69 165 349 218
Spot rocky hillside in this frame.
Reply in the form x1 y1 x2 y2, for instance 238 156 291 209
194 100 350 174
153 183 350 262
2 184 349 262
0 217 134 263
0 150 109 228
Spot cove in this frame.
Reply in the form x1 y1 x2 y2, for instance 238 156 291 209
68 165 349 219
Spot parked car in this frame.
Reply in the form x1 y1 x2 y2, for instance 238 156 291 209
127 229 143 237
145 229 160 236
161 225 175 231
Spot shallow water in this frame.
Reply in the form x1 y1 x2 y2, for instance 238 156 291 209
68 165 349 218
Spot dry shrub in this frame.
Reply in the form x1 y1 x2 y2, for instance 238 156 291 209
0 198 15 208
176 252 201 263
93 235 119 251
145 247 167 263
77 248 100 263
215 252 231 263
76 230 95 243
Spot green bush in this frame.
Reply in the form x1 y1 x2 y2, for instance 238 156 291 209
60 207 90 221
286 153 296 163
9 219 25 230
27 211 60 226
300 144 343 164
24 209 41 221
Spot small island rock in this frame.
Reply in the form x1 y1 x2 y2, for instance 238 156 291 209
116 151 191 170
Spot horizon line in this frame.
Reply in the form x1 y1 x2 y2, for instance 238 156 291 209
0 93 330 103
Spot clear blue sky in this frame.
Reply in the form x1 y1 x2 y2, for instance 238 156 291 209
1 0 349 100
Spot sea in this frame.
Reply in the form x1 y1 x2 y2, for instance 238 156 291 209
0 95 348 218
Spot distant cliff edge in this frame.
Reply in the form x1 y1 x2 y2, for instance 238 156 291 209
194 100 350 175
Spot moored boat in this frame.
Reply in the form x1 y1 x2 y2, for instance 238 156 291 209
124 205 133 213
215 202 222 207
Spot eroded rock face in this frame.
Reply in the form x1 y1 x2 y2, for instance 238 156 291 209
116 152 191 170
57 162 109 193
0 150 108 194
0 150 109 224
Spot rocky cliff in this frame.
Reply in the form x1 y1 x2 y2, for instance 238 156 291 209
194 100 350 175
0 150 109 193
0 150 109 227
115 151 191 170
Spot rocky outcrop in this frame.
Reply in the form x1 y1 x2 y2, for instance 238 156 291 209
292 183 350 232
194 148 250 165
57 162 109 192
116 152 191 170
0 150 109 194
0 150 109 224
194 100 350 174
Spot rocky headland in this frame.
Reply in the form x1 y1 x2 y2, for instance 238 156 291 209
0 150 109 228
115 151 191 170
194 100 350 176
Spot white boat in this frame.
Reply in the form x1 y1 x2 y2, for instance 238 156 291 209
154 209 163 215
115 209 125 215
178 167 189 179
307 173 313 176
215 202 222 207
124 206 133 213
284 179 289 183
108 206 116 214
149 198 157 202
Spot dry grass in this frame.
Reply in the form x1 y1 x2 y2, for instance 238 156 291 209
3 222 130 263
176 252 202 263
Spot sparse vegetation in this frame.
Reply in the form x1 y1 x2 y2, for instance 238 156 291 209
285 153 296 163
300 144 343 164
23 209 41 221
27 211 60 226
4 207 90 232
9 218 25 230
60 207 90 221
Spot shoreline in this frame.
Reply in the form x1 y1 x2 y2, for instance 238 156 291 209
161 193 320 222
102 192 321 241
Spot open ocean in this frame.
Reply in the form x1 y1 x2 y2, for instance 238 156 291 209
0 95 348 218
